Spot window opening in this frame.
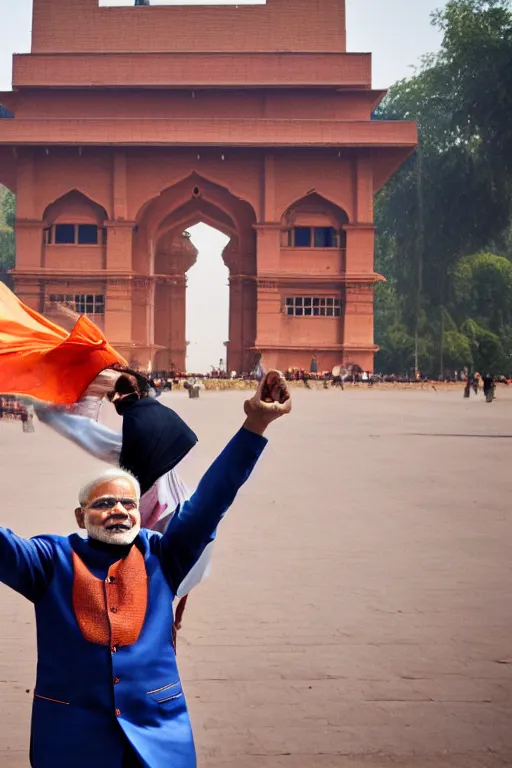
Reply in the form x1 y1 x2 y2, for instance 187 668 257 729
49 294 105 315
78 225 99 245
288 226 340 248
54 224 76 245
293 227 312 247
314 227 337 248
285 296 341 317
45 224 106 246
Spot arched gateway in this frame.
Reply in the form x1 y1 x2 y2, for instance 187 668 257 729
0 0 417 373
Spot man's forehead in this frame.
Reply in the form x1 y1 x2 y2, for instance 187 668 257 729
87 477 138 501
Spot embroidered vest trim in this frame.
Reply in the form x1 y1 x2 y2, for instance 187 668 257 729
72 545 148 648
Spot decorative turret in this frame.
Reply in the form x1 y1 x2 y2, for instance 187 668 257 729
155 232 198 276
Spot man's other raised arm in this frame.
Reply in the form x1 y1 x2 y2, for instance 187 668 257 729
0 529 56 602
36 407 121 464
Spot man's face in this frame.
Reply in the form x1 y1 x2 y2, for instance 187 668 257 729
75 478 141 546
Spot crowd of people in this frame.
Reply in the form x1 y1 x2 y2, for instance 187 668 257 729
0 394 35 429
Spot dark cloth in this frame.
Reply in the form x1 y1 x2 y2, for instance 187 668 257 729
120 398 198 495
123 741 143 767
88 537 134 559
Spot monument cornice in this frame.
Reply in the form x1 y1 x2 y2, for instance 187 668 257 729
11 270 191 281
13 52 372 90
255 272 384 284
0 118 418 149
252 343 380 353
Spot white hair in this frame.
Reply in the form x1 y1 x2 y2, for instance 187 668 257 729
78 467 140 508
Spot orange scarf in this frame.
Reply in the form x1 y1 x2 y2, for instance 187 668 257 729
0 284 126 405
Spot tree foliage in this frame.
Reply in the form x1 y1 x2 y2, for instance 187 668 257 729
0 186 15 273
374 0 512 374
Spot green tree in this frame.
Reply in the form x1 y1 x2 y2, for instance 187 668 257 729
443 330 473 370
452 252 512 330
461 319 506 371
0 187 15 272
373 0 512 374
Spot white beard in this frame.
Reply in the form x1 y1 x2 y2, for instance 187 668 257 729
85 518 141 546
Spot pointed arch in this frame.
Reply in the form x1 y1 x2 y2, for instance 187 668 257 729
43 189 108 226
281 192 349 229
135 172 256 242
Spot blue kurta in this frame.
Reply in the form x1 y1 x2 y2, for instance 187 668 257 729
0 427 267 768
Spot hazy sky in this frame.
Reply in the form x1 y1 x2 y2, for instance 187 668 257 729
0 0 446 371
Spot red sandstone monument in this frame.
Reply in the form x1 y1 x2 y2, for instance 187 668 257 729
0 0 416 374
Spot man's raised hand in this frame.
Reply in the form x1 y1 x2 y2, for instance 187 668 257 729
243 370 291 435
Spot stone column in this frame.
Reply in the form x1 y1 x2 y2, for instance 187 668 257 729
344 224 375 276
14 219 44 273
227 276 243 373
104 279 133 361
112 151 128 222
255 225 282 360
355 154 374 225
104 220 134 352
342 283 375 370
13 220 44 311
13 150 44 308
343 157 377 369
254 278 281 370
169 276 187 372
242 277 257 373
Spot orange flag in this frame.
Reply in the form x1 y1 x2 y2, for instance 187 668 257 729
0 284 127 405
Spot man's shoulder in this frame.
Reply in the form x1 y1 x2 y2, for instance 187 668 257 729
138 528 166 558
30 532 77 549
29 533 67 544
139 528 163 546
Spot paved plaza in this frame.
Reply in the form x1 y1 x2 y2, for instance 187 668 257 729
0 386 511 767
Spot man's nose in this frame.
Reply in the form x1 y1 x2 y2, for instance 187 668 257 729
111 501 129 515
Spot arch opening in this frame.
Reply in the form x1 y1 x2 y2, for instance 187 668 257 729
185 223 230 375
138 174 257 375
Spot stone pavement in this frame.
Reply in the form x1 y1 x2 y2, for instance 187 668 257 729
0 387 511 767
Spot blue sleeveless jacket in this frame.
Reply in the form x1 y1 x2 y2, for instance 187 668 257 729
0 427 266 768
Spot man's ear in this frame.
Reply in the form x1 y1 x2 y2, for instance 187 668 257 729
75 507 86 529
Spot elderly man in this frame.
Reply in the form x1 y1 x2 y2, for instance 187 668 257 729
0 373 291 768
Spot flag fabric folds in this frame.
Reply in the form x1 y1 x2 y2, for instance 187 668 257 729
0 283 126 405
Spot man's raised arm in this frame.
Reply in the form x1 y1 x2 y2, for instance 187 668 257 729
0 528 56 602
159 371 291 592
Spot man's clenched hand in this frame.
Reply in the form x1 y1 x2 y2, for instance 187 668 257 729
243 370 291 435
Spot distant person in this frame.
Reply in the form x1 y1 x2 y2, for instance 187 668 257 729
482 373 495 403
